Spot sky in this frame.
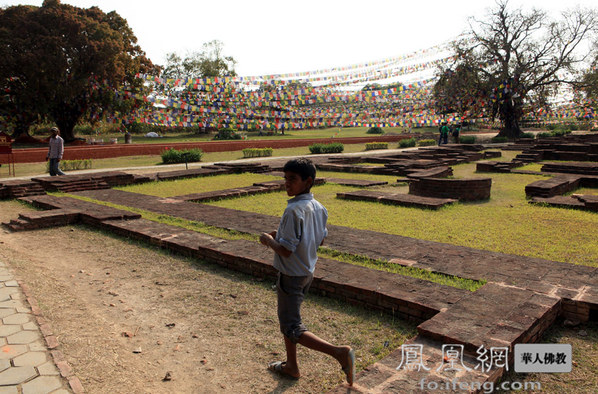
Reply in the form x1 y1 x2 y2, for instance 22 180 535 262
2 0 597 77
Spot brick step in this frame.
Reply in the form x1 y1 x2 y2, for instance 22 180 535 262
329 336 496 393
541 162 598 175
336 190 456 210
530 195 596 211
10 209 82 231
525 175 581 198
406 166 453 179
324 178 389 187
0 180 46 200
2 219 31 232
515 153 543 161
417 283 561 354
178 186 280 202
54 182 110 192
476 160 522 173
178 179 329 202
156 167 232 181
484 150 502 159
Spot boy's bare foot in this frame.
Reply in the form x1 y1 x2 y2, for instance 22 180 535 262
267 361 300 379
337 346 355 386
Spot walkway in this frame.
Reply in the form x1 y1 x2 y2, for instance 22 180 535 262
0 260 76 393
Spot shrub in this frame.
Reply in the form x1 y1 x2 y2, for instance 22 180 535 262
366 126 384 134
459 136 477 144
74 124 95 135
418 139 436 146
398 138 416 148
30 124 54 136
45 159 92 172
519 132 534 139
242 148 273 158
365 142 388 150
213 128 242 140
309 143 344 154
537 132 552 139
160 148 203 164
491 136 508 143
126 122 159 134
551 129 571 137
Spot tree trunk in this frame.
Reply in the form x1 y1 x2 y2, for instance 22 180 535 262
55 118 78 143
497 99 522 139
10 122 31 140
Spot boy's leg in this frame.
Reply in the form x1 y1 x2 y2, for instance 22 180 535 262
272 273 311 378
297 332 353 370
279 335 300 377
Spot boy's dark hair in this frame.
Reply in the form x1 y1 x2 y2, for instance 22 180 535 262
283 158 316 181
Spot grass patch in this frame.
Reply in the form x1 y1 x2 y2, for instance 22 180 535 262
204 166 598 267
567 187 598 196
61 193 257 242
516 162 544 172
498 320 598 393
62 193 486 291
114 173 280 197
318 247 485 291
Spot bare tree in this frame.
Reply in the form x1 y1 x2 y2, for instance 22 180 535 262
435 0 597 137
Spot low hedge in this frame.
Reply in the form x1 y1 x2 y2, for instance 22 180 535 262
365 142 388 150
242 148 273 158
519 132 534 139
46 159 92 172
537 132 553 139
309 143 344 154
459 136 477 144
398 138 416 148
161 148 203 164
418 139 436 146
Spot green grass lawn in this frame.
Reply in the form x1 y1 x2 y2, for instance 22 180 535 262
20 126 442 147
117 154 598 267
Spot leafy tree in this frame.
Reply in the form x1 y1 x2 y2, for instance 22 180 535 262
434 63 488 119
0 0 156 141
434 1 597 138
161 40 237 80
579 50 598 113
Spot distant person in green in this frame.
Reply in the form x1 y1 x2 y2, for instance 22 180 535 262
452 123 462 143
439 122 449 145
260 158 355 386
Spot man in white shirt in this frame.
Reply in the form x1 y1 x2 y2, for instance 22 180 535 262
47 127 65 176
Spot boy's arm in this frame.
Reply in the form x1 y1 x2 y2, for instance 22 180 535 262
260 232 292 258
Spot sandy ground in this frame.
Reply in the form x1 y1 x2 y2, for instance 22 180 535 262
0 201 411 393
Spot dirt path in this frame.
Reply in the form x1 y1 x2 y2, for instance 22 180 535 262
0 201 411 393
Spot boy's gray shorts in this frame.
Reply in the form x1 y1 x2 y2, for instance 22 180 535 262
276 272 313 343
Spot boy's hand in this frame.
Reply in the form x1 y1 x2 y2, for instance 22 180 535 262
260 232 273 247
